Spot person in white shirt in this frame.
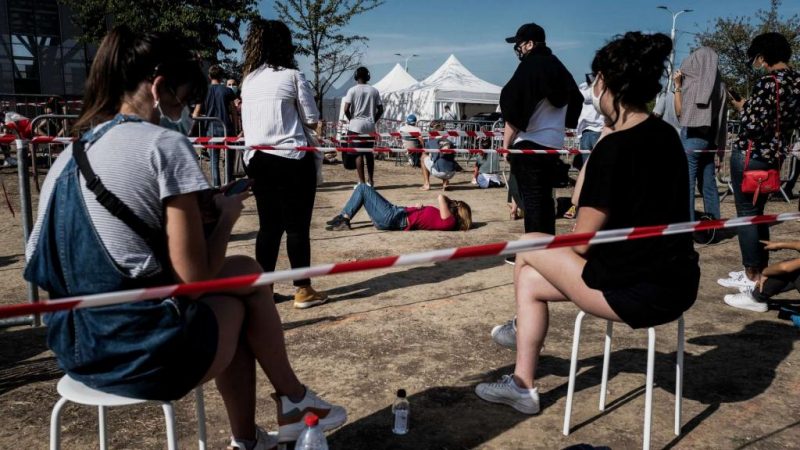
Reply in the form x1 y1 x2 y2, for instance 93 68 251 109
575 77 605 170
241 19 328 309
397 114 423 167
343 67 383 186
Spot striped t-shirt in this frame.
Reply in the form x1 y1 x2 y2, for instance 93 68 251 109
25 121 210 277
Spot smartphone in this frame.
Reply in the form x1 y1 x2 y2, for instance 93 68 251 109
224 178 253 196
727 89 742 102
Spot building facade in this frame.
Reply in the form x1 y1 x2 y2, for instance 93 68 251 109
0 0 95 98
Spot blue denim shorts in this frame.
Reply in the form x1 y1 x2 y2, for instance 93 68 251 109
46 297 218 401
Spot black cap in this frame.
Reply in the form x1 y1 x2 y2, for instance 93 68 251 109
505 23 546 44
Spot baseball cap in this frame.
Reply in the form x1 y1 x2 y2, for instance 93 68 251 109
406 114 417 124
505 23 546 44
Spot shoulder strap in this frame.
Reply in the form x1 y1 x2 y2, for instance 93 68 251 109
71 139 165 252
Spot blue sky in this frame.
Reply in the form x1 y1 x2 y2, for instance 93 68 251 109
253 0 800 89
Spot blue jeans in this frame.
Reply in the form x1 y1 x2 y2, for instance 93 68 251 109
730 147 773 269
574 130 600 170
209 148 235 188
681 128 720 221
342 184 407 230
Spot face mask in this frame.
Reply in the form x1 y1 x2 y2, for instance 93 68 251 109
229 86 239 94
514 41 530 61
157 102 192 135
591 77 605 116
753 59 768 76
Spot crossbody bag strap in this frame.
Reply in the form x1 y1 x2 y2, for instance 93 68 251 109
72 138 165 251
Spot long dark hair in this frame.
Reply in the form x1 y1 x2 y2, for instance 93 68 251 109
591 32 672 125
75 26 206 129
242 19 298 77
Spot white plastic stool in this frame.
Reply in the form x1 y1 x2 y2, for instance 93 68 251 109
562 311 684 450
50 375 207 450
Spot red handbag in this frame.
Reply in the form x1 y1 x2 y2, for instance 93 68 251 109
741 75 782 205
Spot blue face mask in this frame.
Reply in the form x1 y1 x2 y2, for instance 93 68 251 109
157 102 193 135
229 86 239 94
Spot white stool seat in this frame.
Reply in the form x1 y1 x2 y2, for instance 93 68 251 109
50 374 206 450
57 376 146 407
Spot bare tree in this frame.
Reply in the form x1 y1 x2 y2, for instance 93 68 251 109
274 0 385 116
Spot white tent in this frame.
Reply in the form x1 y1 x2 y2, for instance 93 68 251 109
372 63 418 94
382 54 502 121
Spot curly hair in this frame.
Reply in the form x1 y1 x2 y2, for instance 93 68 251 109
242 19 298 77
591 32 672 125
748 32 792 66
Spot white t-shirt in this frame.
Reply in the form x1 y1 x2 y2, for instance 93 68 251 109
577 83 604 137
515 98 568 149
26 122 209 277
397 124 422 149
344 84 382 133
242 66 319 162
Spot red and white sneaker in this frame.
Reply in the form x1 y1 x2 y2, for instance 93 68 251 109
272 388 347 442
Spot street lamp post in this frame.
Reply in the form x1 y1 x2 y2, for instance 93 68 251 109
657 5 693 91
394 53 419 72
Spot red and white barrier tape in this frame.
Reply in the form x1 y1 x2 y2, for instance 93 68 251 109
198 144 589 155
1 212 797 319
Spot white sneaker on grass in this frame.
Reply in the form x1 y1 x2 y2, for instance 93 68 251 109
724 292 768 313
272 388 347 442
475 374 540 414
717 271 756 289
491 317 517 350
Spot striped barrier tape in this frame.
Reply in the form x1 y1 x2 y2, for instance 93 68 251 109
198 144 590 155
0 212 797 319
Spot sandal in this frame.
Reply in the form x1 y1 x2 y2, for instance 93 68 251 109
563 205 577 219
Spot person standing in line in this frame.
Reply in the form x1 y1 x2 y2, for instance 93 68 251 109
193 65 236 187
500 23 583 236
573 75 605 171
397 114 424 167
226 78 243 136
241 19 329 309
653 89 681 132
343 67 383 187
717 32 800 307
673 47 728 222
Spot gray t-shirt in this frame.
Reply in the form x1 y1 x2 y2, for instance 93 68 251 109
344 84 382 133
26 121 210 277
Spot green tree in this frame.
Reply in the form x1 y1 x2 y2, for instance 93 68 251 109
274 0 385 116
58 0 258 63
695 0 800 95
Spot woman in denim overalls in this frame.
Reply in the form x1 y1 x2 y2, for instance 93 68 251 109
24 26 346 449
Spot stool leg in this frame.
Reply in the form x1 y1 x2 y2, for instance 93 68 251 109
163 403 178 450
643 327 656 450
195 387 207 450
563 310 586 436
599 321 613 411
50 397 68 450
98 406 108 450
675 316 684 436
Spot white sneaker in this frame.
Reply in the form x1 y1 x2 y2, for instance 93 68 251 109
724 292 768 312
729 270 744 278
475 374 540 414
227 427 278 450
717 271 756 289
273 388 347 442
491 317 517 350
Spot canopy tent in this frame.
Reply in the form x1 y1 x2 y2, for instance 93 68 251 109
382 54 502 121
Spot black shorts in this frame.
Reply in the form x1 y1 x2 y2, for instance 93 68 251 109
343 131 374 170
603 275 699 329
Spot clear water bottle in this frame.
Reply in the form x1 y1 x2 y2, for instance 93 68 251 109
392 389 410 435
295 413 328 450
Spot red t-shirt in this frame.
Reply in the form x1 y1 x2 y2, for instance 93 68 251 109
404 206 456 231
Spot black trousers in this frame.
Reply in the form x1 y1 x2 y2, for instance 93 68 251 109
754 270 800 302
247 151 316 287
509 140 558 234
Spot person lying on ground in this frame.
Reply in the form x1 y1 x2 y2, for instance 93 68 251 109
477 31 699 416
724 240 800 313
421 138 457 191
326 184 472 232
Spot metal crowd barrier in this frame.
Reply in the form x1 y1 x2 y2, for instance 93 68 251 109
192 116 231 186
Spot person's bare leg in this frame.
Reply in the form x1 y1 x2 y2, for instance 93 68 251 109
356 155 366 184
442 179 450 191
512 234 621 388
421 155 431 190
366 154 375 186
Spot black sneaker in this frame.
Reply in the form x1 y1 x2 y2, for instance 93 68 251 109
326 218 351 231
326 214 345 225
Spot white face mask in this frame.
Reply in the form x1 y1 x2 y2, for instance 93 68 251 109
157 101 193 135
591 77 605 116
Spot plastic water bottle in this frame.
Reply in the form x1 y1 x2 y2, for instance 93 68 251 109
295 413 328 450
392 389 410 435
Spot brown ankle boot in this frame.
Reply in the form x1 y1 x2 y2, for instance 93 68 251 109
293 286 329 309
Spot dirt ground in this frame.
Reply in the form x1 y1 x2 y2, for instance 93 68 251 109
0 156 799 450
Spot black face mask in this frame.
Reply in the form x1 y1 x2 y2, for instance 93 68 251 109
514 42 525 60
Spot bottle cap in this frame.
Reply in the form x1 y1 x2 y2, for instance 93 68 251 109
397 389 407 398
304 413 319 427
